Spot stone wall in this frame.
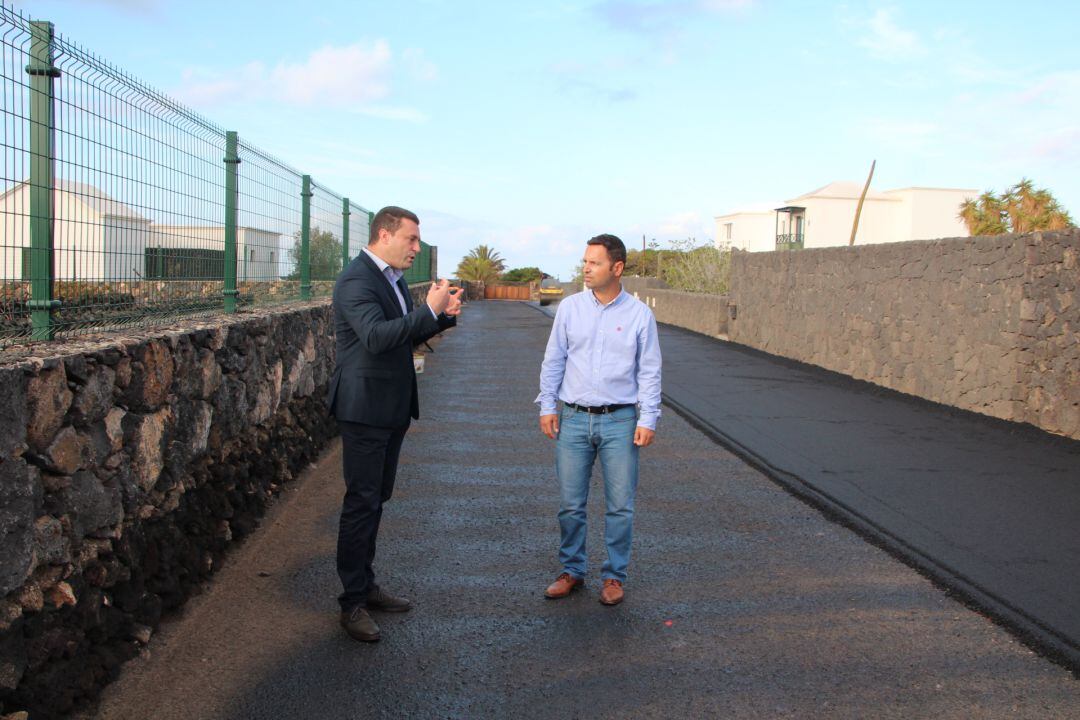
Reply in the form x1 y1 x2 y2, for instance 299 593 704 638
727 230 1080 440
1021 233 1080 436
622 277 729 338
0 301 339 719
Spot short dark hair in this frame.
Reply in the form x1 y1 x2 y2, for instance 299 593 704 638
587 233 626 265
369 206 420 245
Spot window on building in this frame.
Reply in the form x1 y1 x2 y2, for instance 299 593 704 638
724 223 733 240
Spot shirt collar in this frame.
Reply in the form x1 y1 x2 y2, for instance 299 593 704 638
588 286 627 308
363 247 403 282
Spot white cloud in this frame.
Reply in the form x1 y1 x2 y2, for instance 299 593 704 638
1032 128 1080 161
174 40 426 120
858 118 940 153
50 0 162 12
655 211 711 240
1014 70 1080 108
701 0 756 10
559 78 637 103
857 8 926 62
1007 72 1080 162
271 42 391 106
352 105 429 123
624 211 714 245
594 0 757 35
293 152 439 184
420 211 594 280
403 48 439 82
416 208 720 280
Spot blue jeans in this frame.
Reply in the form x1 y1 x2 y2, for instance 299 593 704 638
555 404 639 582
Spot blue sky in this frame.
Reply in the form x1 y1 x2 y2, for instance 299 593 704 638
12 0 1080 279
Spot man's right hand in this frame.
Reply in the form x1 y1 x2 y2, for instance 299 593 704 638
540 414 559 439
426 279 451 315
445 287 463 316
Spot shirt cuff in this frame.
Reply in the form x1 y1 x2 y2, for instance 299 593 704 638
426 303 438 320
636 412 658 431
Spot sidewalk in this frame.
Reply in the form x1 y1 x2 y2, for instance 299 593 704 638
656 322 1080 670
88 301 1080 719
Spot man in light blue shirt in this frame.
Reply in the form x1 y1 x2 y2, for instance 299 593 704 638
536 234 662 606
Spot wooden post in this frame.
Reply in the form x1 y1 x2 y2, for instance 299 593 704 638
849 159 876 246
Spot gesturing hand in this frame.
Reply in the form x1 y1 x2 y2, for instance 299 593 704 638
426 279 451 315
445 287 463 316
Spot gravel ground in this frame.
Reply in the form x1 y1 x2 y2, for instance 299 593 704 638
87 300 1080 720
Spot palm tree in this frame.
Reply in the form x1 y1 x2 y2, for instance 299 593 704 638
959 179 1074 235
959 192 1007 236
455 245 506 283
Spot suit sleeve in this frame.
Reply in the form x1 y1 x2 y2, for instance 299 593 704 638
414 312 456 347
338 273 440 354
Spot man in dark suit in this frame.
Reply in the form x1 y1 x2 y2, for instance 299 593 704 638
327 206 460 642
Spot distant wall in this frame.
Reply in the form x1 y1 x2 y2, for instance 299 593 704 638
0 301 339 718
622 277 729 338
728 230 1080 440
559 281 582 297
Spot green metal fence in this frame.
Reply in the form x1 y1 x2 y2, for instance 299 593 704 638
0 3 433 347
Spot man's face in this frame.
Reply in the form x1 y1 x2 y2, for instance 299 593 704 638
582 244 623 291
376 218 421 270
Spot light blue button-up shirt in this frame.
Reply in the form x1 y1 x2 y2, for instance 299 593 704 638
536 287 662 430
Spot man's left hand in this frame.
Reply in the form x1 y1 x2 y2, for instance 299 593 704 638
634 426 655 447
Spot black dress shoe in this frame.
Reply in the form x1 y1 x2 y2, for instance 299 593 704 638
340 606 380 642
366 587 412 613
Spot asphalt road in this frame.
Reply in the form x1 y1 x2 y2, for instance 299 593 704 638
87 300 1080 719
655 323 1080 671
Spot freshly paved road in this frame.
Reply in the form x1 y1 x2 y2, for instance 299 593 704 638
655 323 1080 671
88 301 1080 719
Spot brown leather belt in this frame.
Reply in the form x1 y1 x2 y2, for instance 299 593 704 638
565 402 635 414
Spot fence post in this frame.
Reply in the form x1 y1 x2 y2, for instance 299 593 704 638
27 20 61 340
223 131 240 313
300 175 312 299
341 197 350 272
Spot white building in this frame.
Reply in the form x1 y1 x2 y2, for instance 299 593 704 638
150 225 282 281
714 202 782 253
715 182 978 252
1 180 153 281
1 180 282 281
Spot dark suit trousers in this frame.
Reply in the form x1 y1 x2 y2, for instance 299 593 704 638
337 419 409 611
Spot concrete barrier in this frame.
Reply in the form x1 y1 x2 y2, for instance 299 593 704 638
621 277 729 338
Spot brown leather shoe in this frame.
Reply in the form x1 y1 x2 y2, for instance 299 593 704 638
599 579 624 606
340 606 380 642
544 572 583 599
367 587 412 613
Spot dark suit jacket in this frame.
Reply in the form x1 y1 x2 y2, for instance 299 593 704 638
327 251 455 428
